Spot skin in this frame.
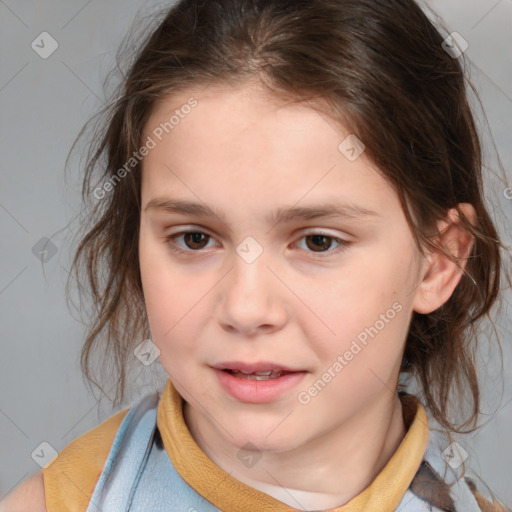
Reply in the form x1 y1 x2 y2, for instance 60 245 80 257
0 472 46 511
138 81 475 509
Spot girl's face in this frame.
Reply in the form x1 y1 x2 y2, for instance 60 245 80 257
139 82 427 452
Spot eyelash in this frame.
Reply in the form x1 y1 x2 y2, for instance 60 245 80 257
164 230 351 257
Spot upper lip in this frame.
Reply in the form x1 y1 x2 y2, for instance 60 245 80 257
213 361 303 373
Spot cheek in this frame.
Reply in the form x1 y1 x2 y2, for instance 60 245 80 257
139 233 202 352
140 230 190 310
313 261 398 328
304 250 414 372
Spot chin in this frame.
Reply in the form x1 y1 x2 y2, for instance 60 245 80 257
226 421 303 453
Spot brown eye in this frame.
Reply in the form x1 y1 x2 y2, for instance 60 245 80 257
182 232 210 250
296 233 350 256
305 234 336 252
165 231 214 254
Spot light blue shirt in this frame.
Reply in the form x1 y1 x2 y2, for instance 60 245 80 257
85 391 502 512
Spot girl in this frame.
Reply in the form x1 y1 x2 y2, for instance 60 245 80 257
2 0 510 510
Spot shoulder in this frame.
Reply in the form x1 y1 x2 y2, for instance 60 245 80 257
41 405 129 511
41 406 129 512
0 472 46 512
414 426 511 512
0 393 161 512
463 474 511 512
0 408 129 512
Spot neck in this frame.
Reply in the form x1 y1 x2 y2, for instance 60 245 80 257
183 389 406 510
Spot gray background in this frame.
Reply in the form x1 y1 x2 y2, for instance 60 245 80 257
1 0 511 505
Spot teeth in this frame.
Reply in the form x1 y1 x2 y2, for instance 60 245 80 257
230 369 285 380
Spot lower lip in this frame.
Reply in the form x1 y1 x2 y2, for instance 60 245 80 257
214 369 306 403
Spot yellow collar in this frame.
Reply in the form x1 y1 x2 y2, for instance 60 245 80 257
157 379 428 512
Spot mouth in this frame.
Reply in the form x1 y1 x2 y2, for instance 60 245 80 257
212 362 307 403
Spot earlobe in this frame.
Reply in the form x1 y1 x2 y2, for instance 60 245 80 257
413 203 476 315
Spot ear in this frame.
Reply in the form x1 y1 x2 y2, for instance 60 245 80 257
413 203 476 314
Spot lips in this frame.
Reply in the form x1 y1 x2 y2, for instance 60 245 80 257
213 362 307 403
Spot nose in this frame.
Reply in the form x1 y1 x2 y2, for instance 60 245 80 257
218 251 287 336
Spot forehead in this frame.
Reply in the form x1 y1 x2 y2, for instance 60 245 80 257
140 82 398 220
144 81 343 148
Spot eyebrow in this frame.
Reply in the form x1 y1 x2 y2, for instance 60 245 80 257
144 198 379 230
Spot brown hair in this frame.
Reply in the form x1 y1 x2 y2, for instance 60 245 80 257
67 0 509 432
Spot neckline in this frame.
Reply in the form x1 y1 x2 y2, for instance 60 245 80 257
156 379 429 511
